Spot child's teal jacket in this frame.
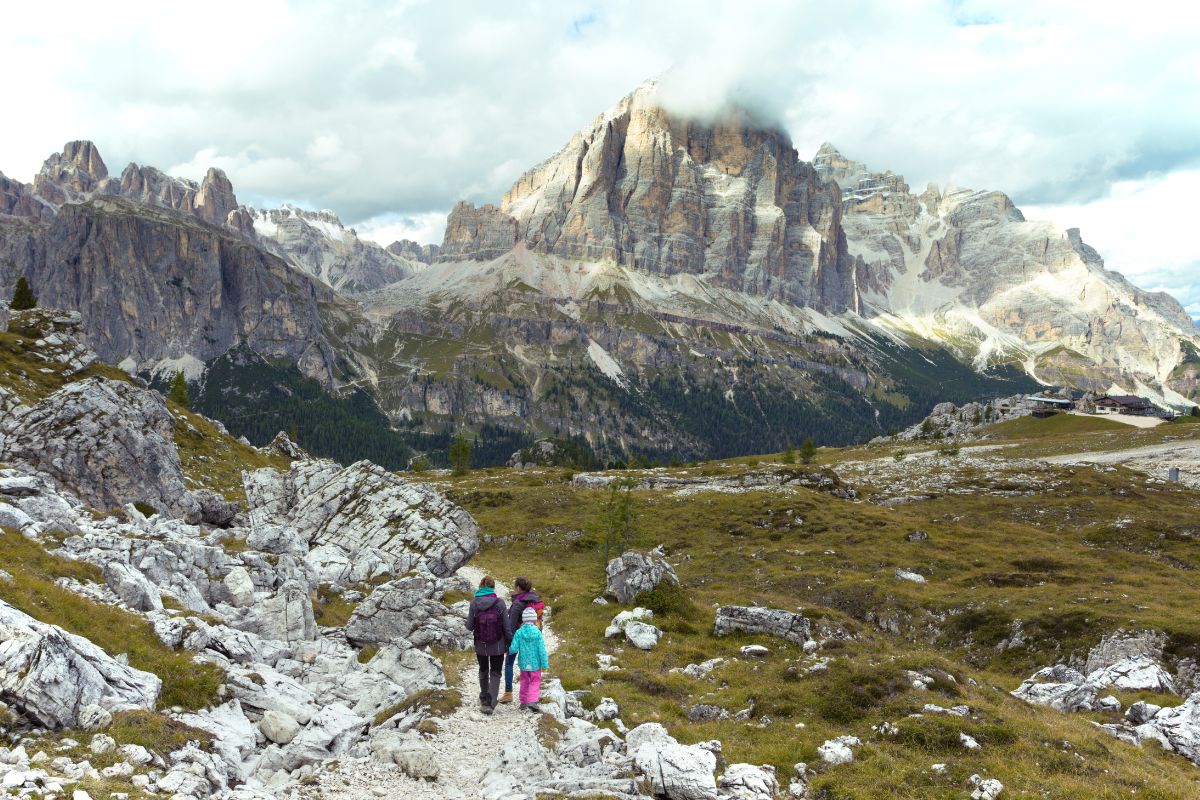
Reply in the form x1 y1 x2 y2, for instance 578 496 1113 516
508 623 549 671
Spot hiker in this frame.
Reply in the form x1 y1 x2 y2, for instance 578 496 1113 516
465 575 512 714
500 576 543 703
508 606 550 711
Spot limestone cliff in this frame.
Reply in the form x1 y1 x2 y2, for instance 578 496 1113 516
441 83 859 313
0 197 369 384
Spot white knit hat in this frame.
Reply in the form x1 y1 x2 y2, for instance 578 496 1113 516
522 607 538 623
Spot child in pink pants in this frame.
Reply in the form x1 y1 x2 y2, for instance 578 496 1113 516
508 606 550 710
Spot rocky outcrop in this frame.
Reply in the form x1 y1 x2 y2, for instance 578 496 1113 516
437 201 518 262
243 459 480 577
344 574 470 649
1011 665 1099 712
713 605 812 646
0 600 161 728
0 377 194 517
605 550 679 604
626 722 718 800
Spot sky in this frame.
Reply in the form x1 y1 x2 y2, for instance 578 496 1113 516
2 0 1198 313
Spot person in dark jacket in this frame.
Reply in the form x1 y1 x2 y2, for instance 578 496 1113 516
465 575 512 714
499 576 542 704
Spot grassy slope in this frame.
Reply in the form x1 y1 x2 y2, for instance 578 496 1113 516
442 432 1200 797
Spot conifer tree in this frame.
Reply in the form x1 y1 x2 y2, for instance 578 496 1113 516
168 371 189 409
782 444 796 464
449 434 472 476
799 436 816 464
9 277 36 311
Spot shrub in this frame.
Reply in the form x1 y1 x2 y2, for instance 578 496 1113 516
630 581 697 619
813 664 908 723
894 716 966 752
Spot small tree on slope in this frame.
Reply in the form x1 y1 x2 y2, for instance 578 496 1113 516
168 371 189 409
9 277 36 311
449 434 472 476
799 437 817 464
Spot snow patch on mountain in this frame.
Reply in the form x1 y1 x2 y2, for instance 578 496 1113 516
587 339 627 388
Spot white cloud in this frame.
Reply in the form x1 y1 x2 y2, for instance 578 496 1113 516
1 0 1197 323
354 211 447 248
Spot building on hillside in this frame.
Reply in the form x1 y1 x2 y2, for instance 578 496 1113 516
1093 395 1155 416
1026 394 1074 417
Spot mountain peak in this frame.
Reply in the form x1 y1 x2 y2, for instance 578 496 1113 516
56 140 109 180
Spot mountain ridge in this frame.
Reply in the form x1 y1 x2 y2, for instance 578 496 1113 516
1 82 1197 464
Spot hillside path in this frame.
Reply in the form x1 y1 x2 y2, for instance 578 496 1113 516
295 567 559 800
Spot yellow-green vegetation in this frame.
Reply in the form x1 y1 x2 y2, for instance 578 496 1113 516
373 688 462 726
313 583 359 628
440 434 1200 797
0 328 132 405
170 403 291 503
0 528 224 710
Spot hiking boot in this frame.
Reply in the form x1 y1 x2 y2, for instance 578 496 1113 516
499 691 513 704
525 703 541 713
481 704 493 716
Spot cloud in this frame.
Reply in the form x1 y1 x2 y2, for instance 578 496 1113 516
1 0 1197 321
354 211 448 248
1024 169 1200 317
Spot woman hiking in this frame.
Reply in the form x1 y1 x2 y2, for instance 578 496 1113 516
465 575 512 714
499 576 543 704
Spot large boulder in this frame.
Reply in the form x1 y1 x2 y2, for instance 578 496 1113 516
605 550 678 604
1087 656 1176 694
236 580 317 643
719 764 780 800
1011 665 1098 712
344 574 469 649
713 606 812 646
0 600 161 728
0 377 199 518
102 562 163 612
243 460 479 577
626 723 718 800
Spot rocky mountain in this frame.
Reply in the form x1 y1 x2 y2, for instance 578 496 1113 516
0 193 369 385
1 81 1197 465
248 205 425 295
812 143 1200 401
441 82 858 313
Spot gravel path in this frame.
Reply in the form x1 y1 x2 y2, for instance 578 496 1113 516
291 567 559 800
1043 439 1200 487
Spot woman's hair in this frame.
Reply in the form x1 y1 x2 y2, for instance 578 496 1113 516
515 576 532 592
479 575 495 589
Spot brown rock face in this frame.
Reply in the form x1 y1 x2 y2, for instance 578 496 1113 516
194 167 239 226
30 140 114 208
438 201 518 262
442 84 858 312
